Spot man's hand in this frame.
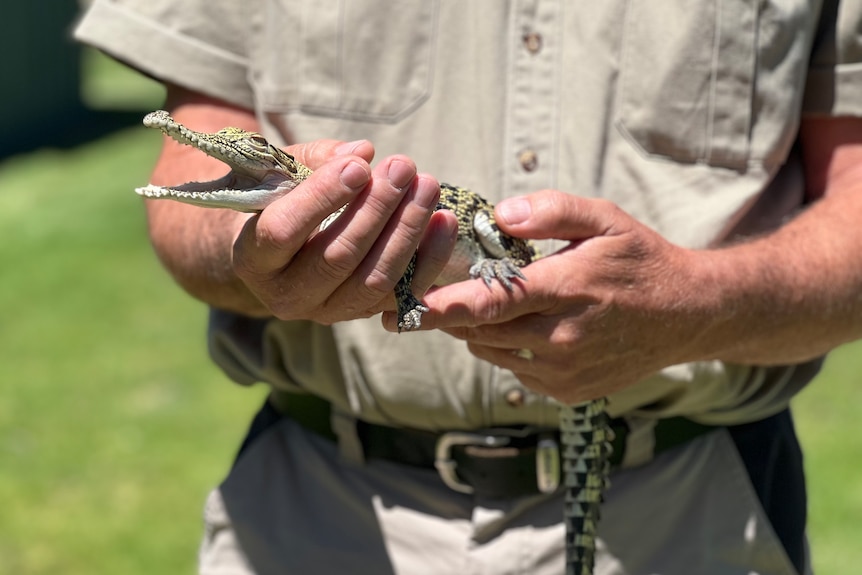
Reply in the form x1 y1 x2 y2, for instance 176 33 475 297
233 150 456 324
383 116 862 404
145 88 457 322
384 191 709 404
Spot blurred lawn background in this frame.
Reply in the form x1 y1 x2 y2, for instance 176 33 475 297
0 45 859 575
0 49 267 573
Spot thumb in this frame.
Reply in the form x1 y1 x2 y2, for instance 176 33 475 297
495 190 620 241
285 139 376 170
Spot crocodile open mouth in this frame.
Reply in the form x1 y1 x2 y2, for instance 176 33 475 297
134 172 293 212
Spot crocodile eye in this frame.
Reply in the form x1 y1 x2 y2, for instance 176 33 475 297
249 135 268 148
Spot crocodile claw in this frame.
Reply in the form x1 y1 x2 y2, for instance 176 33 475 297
469 257 527 290
397 297 431 332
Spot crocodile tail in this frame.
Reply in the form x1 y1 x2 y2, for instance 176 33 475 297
559 399 612 575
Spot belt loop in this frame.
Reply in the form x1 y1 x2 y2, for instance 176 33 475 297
331 410 366 464
619 417 658 468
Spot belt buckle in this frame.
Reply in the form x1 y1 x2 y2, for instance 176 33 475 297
434 432 510 493
434 429 562 495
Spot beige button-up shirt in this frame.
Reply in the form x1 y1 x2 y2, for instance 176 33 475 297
77 0 862 429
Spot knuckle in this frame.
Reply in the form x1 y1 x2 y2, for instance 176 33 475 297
361 268 400 299
592 197 619 212
318 294 377 323
251 217 297 255
391 212 427 244
331 269 399 315
472 288 507 325
318 236 364 280
296 139 330 167
360 171 415 218
547 318 578 342
231 250 264 283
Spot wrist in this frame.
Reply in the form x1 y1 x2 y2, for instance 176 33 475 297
650 246 741 367
680 248 751 363
681 240 829 367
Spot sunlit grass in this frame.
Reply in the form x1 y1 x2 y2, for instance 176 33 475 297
794 343 862 575
0 123 265 575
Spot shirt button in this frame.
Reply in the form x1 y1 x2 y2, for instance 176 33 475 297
505 388 526 407
523 32 543 54
518 149 539 172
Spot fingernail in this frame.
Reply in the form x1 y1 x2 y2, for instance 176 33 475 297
387 158 416 190
335 140 367 155
413 176 441 209
340 161 370 190
497 198 531 225
381 311 398 332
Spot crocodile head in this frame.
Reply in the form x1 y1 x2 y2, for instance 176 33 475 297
135 110 312 212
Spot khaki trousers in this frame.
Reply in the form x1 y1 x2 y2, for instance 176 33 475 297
199 416 809 575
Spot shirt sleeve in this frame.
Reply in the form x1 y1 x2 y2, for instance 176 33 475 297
803 0 862 116
74 0 255 109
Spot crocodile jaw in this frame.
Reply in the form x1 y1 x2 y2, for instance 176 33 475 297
135 174 300 213
137 110 310 212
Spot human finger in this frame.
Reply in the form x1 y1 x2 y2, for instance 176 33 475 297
495 190 625 241
409 208 459 294
233 155 371 274
380 275 538 331
286 138 376 169
462 341 604 404
367 202 458 316
322 166 441 311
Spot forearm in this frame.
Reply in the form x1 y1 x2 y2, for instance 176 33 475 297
695 186 862 365
693 116 862 365
146 201 268 316
145 90 270 316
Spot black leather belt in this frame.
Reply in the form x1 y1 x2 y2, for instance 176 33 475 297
267 393 717 499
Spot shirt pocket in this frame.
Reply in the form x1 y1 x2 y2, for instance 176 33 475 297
616 0 759 170
254 0 438 123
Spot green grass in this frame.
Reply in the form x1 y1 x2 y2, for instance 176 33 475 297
0 48 859 575
794 344 862 574
0 76 266 573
